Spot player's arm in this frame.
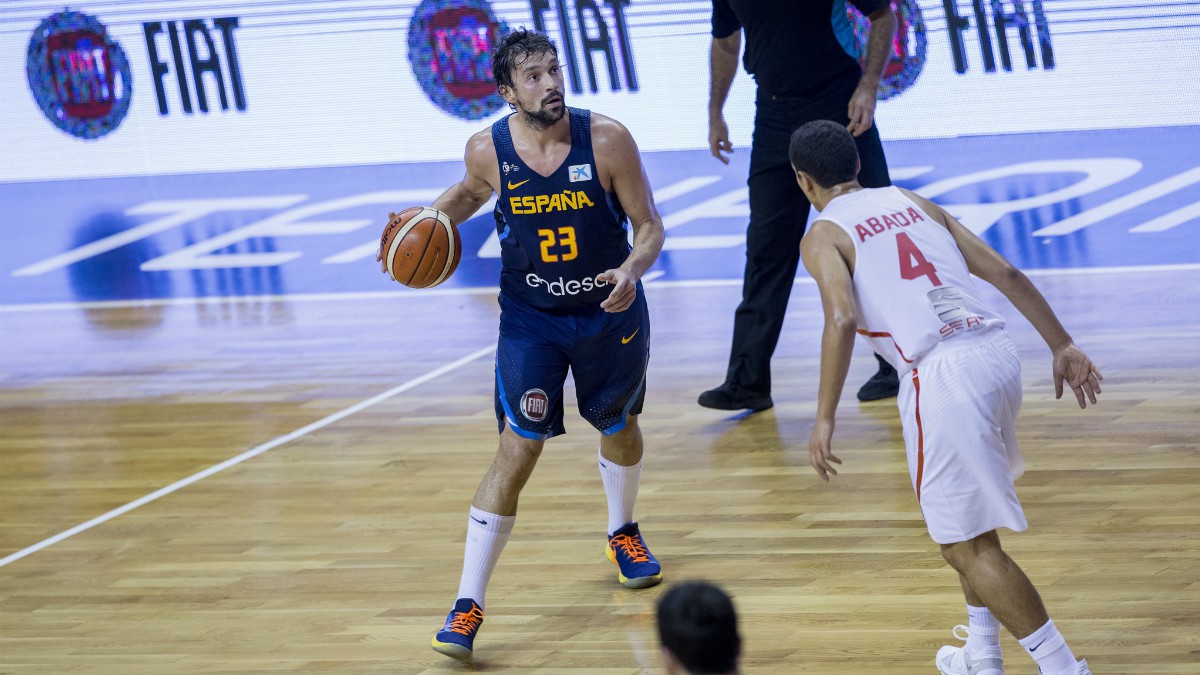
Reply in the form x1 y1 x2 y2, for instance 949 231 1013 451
847 2 896 137
431 129 498 225
377 131 496 272
900 188 1103 408
708 11 740 165
800 221 858 480
593 116 665 313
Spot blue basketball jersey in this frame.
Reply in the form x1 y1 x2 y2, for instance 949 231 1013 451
491 108 631 310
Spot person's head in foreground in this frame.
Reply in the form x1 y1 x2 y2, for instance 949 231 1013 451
657 580 741 675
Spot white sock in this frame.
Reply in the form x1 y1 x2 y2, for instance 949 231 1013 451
598 449 641 535
455 507 515 609
966 604 1003 659
1018 619 1077 675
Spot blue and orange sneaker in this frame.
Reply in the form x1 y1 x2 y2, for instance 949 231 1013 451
431 598 484 662
605 522 663 589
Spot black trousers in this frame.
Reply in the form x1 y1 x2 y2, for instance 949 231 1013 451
724 74 892 394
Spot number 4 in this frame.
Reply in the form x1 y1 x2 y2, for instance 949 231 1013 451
896 232 942 286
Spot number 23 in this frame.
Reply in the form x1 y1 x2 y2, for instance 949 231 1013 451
538 226 578 263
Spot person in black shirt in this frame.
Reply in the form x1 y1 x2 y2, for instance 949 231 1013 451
698 0 901 412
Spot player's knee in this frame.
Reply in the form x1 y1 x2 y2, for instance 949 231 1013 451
602 417 642 456
498 431 544 466
940 531 1001 570
940 541 970 571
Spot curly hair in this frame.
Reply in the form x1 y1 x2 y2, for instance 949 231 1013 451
492 29 558 92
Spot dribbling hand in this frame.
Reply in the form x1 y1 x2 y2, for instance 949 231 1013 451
375 212 395 274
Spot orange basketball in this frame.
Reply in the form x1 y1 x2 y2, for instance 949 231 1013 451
380 206 462 288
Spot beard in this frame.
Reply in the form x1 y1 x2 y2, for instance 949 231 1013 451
518 95 566 130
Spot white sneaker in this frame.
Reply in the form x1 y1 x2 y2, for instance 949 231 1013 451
937 625 1004 675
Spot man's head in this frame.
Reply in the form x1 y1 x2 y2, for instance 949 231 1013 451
492 29 565 129
789 120 862 199
657 581 741 675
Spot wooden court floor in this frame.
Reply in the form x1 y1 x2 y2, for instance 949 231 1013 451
1 271 1198 673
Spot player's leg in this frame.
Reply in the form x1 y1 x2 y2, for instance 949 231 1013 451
917 336 1088 675
432 427 542 662
942 532 1048 635
940 532 1086 675
573 295 662 588
432 300 570 662
598 415 661 588
940 573 1005 673
599 413 643 534
698 93 809 411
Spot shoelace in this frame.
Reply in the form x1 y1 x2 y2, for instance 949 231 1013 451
446 604 484 635
951 624 970 642
610 534 650 563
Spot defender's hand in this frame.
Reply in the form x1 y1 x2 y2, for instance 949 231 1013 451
1053 343 1103 409
809 419 842 481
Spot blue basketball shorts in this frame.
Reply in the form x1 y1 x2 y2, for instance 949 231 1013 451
494 291 649 440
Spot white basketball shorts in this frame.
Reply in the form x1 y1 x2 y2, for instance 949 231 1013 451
898 331 1028 545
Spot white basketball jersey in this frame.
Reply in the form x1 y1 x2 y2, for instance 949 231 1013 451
817 187 1005 374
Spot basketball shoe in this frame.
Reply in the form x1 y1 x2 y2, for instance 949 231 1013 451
605 522 663 588
431 598 484 662
936 625 1003 674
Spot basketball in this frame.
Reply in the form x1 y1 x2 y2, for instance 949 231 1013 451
380 206 462 288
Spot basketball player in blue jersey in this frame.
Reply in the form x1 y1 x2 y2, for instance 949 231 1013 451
378 29 666 662
794 121 1100 675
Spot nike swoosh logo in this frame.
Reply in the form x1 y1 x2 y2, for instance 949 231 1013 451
507 179 530 190
1029 639 1046 652
621 328 639 344
470 516 488 525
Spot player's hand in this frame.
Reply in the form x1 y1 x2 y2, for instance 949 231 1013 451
709 115 733 164
846 82 878 137
809 419 842 481
1052 343 1103 409
376 212 395 274
597 268 637 313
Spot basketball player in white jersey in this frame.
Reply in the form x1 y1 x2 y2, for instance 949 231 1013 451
791 121 1102 675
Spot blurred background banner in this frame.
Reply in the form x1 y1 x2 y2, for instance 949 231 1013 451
2 0 1199 183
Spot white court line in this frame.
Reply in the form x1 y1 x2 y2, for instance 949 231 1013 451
4 263 1200 314
0 344 496 569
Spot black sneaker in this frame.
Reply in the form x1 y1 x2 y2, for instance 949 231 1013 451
856 360 899 401
698 383 773 411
